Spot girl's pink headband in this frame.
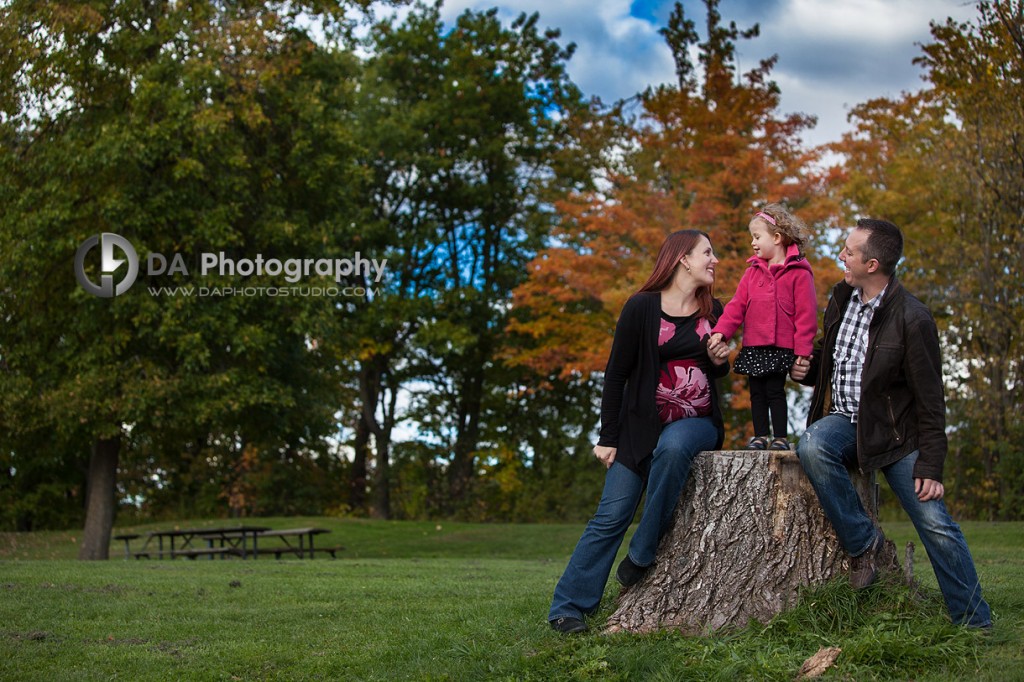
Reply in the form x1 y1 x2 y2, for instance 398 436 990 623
755 211 776 226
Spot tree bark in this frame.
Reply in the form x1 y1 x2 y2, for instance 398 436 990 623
606 450 877 634
358 357 395 520
351 417 370 514
78 435 120 561
448 350 485 509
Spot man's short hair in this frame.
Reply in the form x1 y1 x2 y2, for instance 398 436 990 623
855 218 903 276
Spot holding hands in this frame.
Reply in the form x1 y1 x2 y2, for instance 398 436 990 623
706 332 730 365
790 356 810 381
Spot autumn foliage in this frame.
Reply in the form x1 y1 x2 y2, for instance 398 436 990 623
506 1 842 446
2 0 1022 531
826 1 1024 519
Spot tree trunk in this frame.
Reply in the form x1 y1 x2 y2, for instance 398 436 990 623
351 417 370 514
370 438 391 520
358 357 395 520
447 347 486 509
78 435 120 561
606 450 878 634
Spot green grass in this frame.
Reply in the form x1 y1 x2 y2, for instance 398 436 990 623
1 519 1021 680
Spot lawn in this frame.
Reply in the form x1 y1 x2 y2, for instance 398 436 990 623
1 518 1021 680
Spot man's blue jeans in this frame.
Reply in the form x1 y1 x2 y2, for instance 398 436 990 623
548 416 717 622
797 414 992 627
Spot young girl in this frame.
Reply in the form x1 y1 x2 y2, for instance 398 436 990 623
707 204 817 450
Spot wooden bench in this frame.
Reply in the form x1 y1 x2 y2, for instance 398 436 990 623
249 527 334 559
131 548 236 560
253 545 345 559
169 547 242 560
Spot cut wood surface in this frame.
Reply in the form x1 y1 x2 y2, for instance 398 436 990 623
605 450 876 634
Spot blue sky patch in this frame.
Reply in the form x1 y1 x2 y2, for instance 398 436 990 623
628 0 663 23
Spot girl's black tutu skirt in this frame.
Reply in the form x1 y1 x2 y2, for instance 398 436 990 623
733 346 795 377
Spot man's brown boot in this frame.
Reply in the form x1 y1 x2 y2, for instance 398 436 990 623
849 531 883 590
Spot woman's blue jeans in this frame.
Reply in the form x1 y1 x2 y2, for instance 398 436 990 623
797 414 992 627
548 416 717 622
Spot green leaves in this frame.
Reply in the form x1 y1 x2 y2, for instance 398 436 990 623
832 0 1024 519
340 1 599 515
0 1 374 528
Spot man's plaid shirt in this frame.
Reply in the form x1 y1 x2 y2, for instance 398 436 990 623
831 286 887 422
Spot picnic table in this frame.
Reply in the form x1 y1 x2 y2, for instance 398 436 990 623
118 526 270 560
251 527 339 559
114 526 342 560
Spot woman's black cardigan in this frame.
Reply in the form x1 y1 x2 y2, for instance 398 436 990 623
596 291 728 477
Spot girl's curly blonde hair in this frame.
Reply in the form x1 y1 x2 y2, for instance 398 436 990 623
752 202 810 251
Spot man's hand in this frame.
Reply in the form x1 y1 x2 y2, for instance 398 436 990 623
790 356 810 381
915 477 945 502
593 445 617 469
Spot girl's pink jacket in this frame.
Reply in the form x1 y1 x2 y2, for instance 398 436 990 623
711 244 817 357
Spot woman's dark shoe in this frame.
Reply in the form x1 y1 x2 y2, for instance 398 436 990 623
746 436 770 450
615 556 651 587
769 438 791 451
550 616 587 634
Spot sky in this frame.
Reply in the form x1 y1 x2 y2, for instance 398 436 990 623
388 0 982 148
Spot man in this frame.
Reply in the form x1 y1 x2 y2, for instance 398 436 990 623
791 218 991 628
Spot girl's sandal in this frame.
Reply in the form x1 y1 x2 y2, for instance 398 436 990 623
769 438 791 451
746 436 769 450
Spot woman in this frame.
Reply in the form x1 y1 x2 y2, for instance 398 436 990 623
549 230 730 634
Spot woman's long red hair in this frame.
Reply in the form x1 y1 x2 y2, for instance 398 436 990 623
637 229 716 319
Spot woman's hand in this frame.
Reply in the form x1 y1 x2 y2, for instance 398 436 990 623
593 445 617 469
706 333 730 365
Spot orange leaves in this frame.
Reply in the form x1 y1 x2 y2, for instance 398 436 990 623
505 0 837 410
505 182 688 378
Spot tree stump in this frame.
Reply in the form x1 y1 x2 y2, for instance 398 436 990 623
605 450 877 635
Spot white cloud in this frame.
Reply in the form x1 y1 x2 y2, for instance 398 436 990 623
776 0 972 43
749 0 979 144
371 0 985 146
432 0 674 103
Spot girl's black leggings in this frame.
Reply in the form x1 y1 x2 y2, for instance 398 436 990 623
749 373 788 438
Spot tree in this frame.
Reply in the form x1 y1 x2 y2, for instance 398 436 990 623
606 450 884 634
829 0 1024 518
0 1 379 553
508 0 840 454
344 2 598 517
917 0 1024 519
